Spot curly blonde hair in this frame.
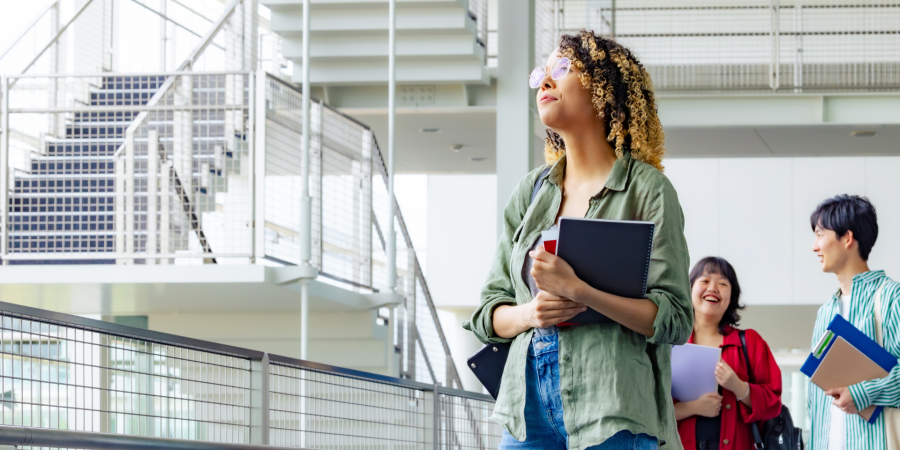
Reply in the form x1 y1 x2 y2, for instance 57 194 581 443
544 30 666 171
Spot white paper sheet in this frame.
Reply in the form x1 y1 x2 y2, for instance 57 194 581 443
670 343 721 402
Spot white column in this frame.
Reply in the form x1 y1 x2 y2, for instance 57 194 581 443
386 0 398 291
299 0 314 368
495 0 536 237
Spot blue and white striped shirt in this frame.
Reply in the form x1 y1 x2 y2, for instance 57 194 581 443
808 270 900 450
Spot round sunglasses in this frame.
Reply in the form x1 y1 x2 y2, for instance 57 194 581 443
529 57 571 89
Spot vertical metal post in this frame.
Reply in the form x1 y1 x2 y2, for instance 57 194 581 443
299 0 313 365
611 0 616 39
147 130 159 264
125 129 135 263
160 0 167 71
433 385 441 450
249 353 270 445
0 77 9 262
793 4 803 92
770 0 780 91
298 3 313 445
50 1 60 137
253 71 266 262
160 160 170 264
386 0 398 293
116 154 126 264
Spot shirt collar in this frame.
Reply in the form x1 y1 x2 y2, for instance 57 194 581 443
832 270 886 299
686 325 741 348
545 150 634 196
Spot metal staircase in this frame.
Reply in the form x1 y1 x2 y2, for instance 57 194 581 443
5 74 246 263
262 0 489 85
0 0 468 391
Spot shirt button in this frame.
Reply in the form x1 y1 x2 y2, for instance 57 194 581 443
725 404 732 410
563 355 570 362
564 390 572 396
723 439 730 445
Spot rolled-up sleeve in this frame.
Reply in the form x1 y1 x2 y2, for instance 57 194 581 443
462 169 542 344
642 177 694 346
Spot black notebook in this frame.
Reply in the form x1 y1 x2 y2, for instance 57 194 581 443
555 217 655 324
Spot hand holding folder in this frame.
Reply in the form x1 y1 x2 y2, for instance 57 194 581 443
801 314 898 423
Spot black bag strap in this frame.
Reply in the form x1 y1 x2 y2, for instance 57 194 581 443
530 167 552 205
739 330 765 449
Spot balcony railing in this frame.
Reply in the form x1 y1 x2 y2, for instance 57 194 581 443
535 0 900 93
0 300 501 449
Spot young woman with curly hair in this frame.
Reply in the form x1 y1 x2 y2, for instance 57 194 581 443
463 31 694 450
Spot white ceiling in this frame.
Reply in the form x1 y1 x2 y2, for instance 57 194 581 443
350 110 499 173
349 107 900 173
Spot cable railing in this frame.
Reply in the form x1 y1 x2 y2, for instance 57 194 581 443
535 0 900 93
0 300 501 450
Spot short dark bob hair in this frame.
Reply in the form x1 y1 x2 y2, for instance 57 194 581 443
810 194 878 261
689 257 744 334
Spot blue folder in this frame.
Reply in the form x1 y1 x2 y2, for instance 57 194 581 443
801 314 897 424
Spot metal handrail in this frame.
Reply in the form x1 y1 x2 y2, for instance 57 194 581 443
0 426 304 450
370 138 465 390
0 299 496 402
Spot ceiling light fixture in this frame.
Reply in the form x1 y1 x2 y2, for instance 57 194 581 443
420 128 441 133
470 157 488 162
451 144 463 152
851 131 877 137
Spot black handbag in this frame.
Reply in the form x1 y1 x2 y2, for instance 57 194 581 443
738 330 804 450
467 167 551 399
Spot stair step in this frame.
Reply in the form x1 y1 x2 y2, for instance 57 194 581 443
263 0 466 11
282 33 483 60
270 4 474 36
296 57 488 84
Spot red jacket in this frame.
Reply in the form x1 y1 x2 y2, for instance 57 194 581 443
676 327 783 450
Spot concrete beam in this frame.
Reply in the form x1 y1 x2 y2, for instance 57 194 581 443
658 93 900 128
319 83 495 109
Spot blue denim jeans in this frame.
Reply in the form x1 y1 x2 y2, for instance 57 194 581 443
499 330 658 450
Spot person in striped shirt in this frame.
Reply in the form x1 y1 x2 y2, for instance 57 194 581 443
807 194 900 450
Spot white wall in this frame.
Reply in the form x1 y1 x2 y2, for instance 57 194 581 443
426 174 499 309
426 174 498 391
665 156 900 306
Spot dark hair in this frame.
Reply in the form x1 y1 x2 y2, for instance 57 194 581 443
544 30 665 171
809 194 878 261
689 257 744 334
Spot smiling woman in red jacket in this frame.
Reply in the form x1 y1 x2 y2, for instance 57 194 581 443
674 257 783 450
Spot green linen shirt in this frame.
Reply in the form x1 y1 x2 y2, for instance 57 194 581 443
462 151 693 450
